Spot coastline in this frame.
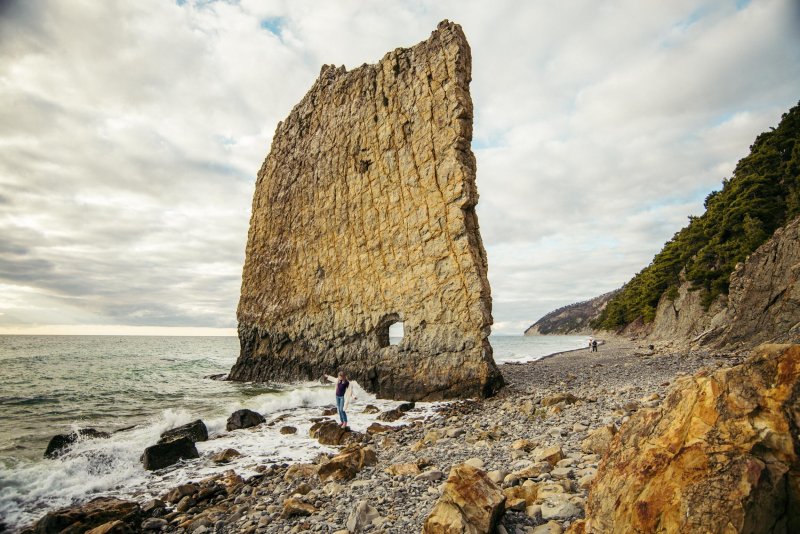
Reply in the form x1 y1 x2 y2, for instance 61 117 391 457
16 338 745 533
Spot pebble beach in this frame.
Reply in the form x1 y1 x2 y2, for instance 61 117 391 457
30 337 745 534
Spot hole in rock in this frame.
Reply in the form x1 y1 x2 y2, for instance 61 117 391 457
388 321 404 346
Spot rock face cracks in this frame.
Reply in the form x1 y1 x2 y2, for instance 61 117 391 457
228 21 503 401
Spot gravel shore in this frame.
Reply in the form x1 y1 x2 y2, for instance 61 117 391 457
26 338 745 534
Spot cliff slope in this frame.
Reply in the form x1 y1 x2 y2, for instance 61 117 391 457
229 21 503 401
595 102 800 333
524 291 618 335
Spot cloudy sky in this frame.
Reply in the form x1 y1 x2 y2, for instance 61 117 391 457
1 0 798 336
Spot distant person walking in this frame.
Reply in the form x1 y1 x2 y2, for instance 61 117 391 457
592 340 598 352
588 337 594 350
324 371 354 427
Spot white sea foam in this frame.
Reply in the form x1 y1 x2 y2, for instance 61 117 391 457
0 382 430 528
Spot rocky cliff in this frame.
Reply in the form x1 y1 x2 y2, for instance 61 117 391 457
229 21 503 401
524 291 618 336
647 214 800 350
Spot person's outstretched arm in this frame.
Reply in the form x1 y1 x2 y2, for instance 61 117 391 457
323 374 337 384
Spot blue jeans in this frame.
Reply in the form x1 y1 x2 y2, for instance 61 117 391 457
336 395 347 424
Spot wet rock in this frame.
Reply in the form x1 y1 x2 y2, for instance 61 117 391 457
22 497 141 534
158 419 208 444
165 484 198 504
225 409 265 431
376 408 405 422
422 463 505 534
582 344 800 533
309 419 364 445
141 437 199 470
85 520 131 534
141 517 168 531
211 448 241 464
140 499 165 515
44 428 111 458
346 500 380 533
279 426 297 435
321 406 338 416
397 401 416 412
362 405 380 414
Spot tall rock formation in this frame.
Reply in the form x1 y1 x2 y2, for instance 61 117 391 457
229 21 503 401
524 290 618 336
574 344 800 533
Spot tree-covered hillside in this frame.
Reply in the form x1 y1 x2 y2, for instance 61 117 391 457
595 101 800 330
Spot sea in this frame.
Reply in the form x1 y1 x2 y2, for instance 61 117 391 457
0 334 587 529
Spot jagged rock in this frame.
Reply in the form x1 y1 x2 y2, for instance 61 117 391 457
158 419 208 444
20 497 140 534
422 463 505 534
580 344 800 533
44 428 110 458
502 484 538 510
225 409 265 431
346 500 380 533
280 498 315 519
210 448 241 464
141 437 199 470
317 445 377 483
321 406 338 416
524 290 618 335
580 425 616 455
164 483 198 504
228 20 503 401
511 438 537 451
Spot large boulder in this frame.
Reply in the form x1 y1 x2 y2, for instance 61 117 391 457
422 463 505 534
577 344 800 533
317 445 377 483
20 497 140 534
309 420 364 446
225 409 265 431
44 428 110 458
141 437 199 470
158 419 208 444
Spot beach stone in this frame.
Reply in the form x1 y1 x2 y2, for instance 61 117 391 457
279 426 297 435
416 469 445 482
141 517 168 531
211 448 241 464
551 467 573 479
464 457 485 470
366 422 395 434
24 497 141 534
531 520 563 534
165 484 199 504
581 345 800 533
85 520 131 534
423 463 505 534
540 494 581 520
141 437 199 470
384 462 421 477
346 500 380 533
140 499 164 515
362 405 380 414
376 408 406 422
284 463 318 482
321 405 338 416
580 425 616 455
502 485 538 509
158 419 208 444
317 445 377 482
44 428 111 458
309 420 365 446
535 445 564 466
227 20 503 403
487 470 507 484
280 498 315 519
511 438 537 451
541 393 578 407
225 409 265 431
